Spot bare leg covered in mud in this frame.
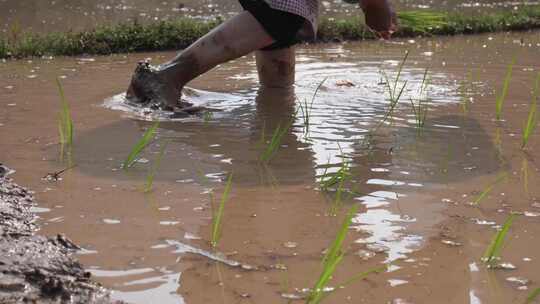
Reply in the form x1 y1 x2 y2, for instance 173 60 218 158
126 0 396 111
255 47 296 89
126 11 275 110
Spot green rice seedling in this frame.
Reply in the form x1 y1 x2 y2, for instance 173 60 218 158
203 111 213 124
410 68 430 131
142 140 169 193
526 288 540 304
307 205 357 304
319 162 352 192
333 265 387 290
409 98 427 129
482 214 515 267
299 77 327 137
257 162 280 190
256 120 267 149
259 116 295 163
397 11 447 34
329 176 346 216
308 265 387 303
56 78 74 162
306 207 385 303
319 146 352 192
494 127 505 164
123 121 159 169
459 69 476 115
495 58 516 120
211 172 233 248
521 72 540 149
521 157 530 195
471 172 508 205
377 51 409 130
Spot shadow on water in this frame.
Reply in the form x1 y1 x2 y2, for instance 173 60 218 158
68 84 505 191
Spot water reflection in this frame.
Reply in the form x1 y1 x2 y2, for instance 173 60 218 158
68 52 510 301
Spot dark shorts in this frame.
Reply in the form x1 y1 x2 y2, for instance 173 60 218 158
238 0 305 50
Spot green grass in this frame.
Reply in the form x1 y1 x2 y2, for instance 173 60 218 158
482 214 515 267
410 68 430 131
123 121 159 169
299 77 327 138
3 6 540 58
0 18 220 58
495 58 516 120
377 51 409 130
526 288 540 304
522 72 540 149
211 172 233 248
142 140 168 193
471 172 508 205
55 78 74 163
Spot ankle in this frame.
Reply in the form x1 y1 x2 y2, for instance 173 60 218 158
159 51 201 85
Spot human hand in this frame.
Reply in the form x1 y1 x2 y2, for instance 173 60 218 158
360 0 397 40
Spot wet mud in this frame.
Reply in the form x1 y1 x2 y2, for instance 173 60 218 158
0 167 118 304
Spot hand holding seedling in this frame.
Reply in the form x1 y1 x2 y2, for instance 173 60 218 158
360 0 397 39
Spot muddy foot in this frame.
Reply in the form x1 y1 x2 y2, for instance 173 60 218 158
126 61 182 110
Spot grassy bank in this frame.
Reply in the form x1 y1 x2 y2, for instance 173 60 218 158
1 6 540 59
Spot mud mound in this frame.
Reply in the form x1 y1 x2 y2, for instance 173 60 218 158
0 166 120 304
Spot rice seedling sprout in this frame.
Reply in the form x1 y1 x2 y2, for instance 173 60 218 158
211 172 233 248
472 172 508 205
203 111 213 124
410 67 430 131
319 151 352 192
260 115 295 163
521 157 530 195
123 121 159 169
482 214 515 267
526 288 540 304
143 140 169 193
377 51 409 130
307 205 357 304
495 58 516 120
521 71 540 149
299 77 327 137
56 78 74 162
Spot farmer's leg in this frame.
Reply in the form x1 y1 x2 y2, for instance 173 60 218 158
127 11 275 107
159 11 275 89
255 46 296 88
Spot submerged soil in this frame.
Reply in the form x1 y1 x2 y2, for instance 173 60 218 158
1 31 540 304
0 165 117 304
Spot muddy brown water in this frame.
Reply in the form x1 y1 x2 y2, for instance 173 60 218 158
1 31 540 303
2 0 540 33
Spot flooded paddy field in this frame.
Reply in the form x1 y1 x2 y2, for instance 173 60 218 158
2 0 540 33
1 30 540 303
